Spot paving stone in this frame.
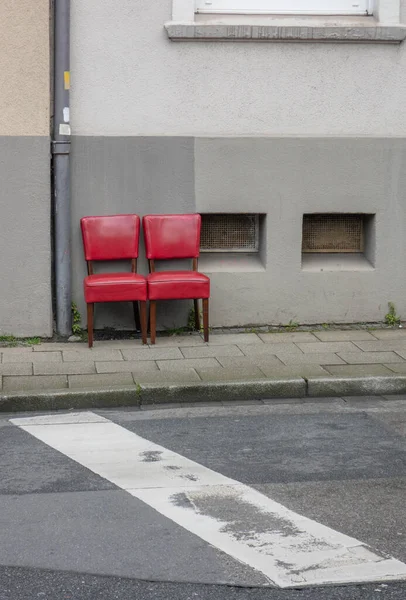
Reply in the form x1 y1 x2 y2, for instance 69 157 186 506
216 355 284 369
258 364 330 378
388 348 406 360
324 364 395 377
238 342 301 357
296 341 361 354
96 361 158 374
258 332 318 343
33 343 87 351
352 340 406 352
337 351 405 364
122 347 183 361
34 362 96 375
156 358 220 371
68 373 134 388
384 363 406 374
369 329 406 340
134 370 201 384
2 375 68 391
0 375 2 390
207 333 263 346
312 331 377 342
181 345 244 359
0 363 33 376
147 335 204 347
62 349 123 362
277 353 346 365
196 367 266 382
2 351 62 364
0 347 33 355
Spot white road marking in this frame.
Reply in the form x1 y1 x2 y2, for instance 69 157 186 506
10 411 406 588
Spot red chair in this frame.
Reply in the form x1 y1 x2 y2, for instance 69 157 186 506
80 214 147 348
143 214 210 344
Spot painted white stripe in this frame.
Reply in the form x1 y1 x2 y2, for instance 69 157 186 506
10 412 406 589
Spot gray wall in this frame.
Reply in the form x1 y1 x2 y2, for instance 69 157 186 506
0 138 52 336
70 0 406 329
72 136 406 328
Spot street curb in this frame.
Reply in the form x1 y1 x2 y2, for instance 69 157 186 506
0 375 405 413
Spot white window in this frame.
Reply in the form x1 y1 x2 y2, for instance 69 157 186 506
195 0 373 14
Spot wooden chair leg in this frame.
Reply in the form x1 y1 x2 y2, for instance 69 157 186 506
87 303 94 348
194 299 201 331
202 298 209 343
150 300 157 345
139 301 147 345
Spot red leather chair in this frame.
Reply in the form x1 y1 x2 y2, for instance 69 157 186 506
80 215 147 348
143 214 210 344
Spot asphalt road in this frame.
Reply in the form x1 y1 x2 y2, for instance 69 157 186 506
1 396 406 599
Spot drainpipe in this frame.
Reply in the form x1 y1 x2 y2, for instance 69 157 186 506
52 0 71 336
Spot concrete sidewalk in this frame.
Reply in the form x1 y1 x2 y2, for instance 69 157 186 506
2 328 406 411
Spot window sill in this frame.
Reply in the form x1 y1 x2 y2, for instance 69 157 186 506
199 253 265 273
302 253 374 272
165 15 406 43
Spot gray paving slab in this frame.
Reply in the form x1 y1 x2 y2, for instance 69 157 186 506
238 343 302 356
392 348 406 360
338 352 405 364
62 349 124 362
296 342 361 354
68 373 135 388
208 333 263 345
324 365 396 377
0 347 33 356
353 340 406 351
0 363 33 376
258 332 318 343
134 370 201 384
96 361 158 374
181 345 244 359
2 375 68 392
217 356 285 369
156 358 221 371
2 351 62 363
369 329 406 340
258 364 331 378
277 353 346 365
385 363 406 374
196 367 267 381
34 362 96 375
312 331 378 342
0 491 266 586
122 347 183 361
145 335 204 347
33 343 87 351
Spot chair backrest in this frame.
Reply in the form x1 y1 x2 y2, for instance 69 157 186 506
81 215 140 261
143 214 201 261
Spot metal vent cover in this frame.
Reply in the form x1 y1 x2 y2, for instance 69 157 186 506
200 214 259 253
302 214 364 253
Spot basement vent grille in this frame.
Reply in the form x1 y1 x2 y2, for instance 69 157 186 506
200 214 259 252
302 214 364 253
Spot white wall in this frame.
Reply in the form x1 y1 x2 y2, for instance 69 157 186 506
71 0 406 137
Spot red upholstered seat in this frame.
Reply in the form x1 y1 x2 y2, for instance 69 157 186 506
147 271 210 301
142 214 211 344
84 273 147 304
80 214 147 347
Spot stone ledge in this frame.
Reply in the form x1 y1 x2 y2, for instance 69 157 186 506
165 22 406 43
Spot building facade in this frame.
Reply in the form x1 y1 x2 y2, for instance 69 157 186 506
2 1 406 335
0 0 52 337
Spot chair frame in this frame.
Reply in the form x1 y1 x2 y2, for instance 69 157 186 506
85 258 147 348
148 256 209 345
